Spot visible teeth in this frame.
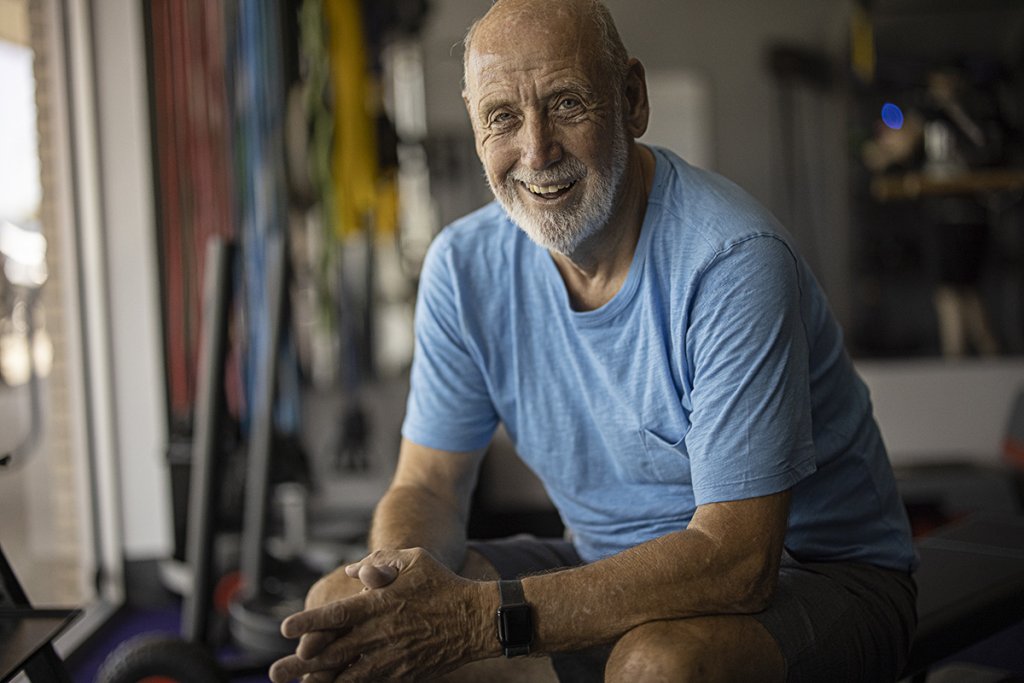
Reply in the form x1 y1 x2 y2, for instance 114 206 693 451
527 182 571 195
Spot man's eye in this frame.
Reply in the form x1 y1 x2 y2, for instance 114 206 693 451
558 98 581 110
491 112 514 125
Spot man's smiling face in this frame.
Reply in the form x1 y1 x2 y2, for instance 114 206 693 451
463 2 629 256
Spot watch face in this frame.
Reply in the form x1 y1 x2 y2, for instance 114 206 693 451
499 604 532 643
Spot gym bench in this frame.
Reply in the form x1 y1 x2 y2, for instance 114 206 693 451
901 511 1024 681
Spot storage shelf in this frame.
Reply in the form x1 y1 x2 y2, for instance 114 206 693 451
870 168 1024 201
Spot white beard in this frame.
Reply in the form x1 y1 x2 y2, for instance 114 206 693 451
488 121 630 256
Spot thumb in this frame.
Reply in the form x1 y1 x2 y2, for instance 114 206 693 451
345 557 400 589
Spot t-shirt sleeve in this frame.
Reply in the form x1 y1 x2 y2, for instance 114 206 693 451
684 235 817 505
401 232 499 452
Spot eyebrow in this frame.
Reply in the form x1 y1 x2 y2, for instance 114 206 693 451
549 81 597 101
475 80 597 118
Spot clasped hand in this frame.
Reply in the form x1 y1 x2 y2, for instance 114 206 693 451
269 548 488 682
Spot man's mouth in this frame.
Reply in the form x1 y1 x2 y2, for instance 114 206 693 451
522 180 576 200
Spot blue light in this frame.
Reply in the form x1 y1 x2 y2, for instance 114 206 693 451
881 102 904 130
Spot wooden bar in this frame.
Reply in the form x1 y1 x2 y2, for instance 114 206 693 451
871 169 1024 201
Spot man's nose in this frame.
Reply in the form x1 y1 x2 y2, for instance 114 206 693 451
520 116 562 170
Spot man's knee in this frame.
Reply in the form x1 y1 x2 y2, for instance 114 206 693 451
606 621 706 683
604 617 784 683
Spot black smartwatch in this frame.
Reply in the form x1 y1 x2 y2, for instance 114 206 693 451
495 579 533 657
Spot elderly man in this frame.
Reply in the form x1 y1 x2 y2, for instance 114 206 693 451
270 0 917 681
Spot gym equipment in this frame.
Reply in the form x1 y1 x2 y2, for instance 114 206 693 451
93 635 226 683
903 511 1024 680
0 544 79 683
98 235 317 682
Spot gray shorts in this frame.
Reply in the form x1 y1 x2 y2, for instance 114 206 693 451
467 536 917 683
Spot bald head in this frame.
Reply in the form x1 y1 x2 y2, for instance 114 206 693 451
462 0 629 97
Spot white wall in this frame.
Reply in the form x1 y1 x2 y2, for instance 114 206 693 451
857 359 1024 465
92 0 171 559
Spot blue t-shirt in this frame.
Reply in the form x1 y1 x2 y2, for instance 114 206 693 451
402 146 916 572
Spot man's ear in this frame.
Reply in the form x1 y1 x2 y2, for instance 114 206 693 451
623 58 650 139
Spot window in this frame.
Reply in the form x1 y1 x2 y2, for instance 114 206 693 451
0 0 124 649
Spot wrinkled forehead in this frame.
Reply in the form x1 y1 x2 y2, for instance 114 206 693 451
465 2 601 95
476 1 591 48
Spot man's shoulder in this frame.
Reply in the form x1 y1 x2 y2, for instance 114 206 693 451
427 202 513 259
422 201 518 283
448 201 510 238
651 147 787 255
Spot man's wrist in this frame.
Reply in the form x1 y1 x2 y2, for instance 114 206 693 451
468 579 505 659
495 579 534 657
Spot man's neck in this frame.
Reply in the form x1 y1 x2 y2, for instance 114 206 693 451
550 144 655 312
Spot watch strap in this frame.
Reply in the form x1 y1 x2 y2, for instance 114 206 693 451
496 579 532 657
498 578 526 606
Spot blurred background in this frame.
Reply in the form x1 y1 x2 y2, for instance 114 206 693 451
1 0 1023 680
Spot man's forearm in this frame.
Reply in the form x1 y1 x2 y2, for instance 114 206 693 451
520 492 790 653
368 482 470 572
365 440 484 573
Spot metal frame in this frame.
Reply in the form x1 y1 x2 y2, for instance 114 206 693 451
0 545 76 682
